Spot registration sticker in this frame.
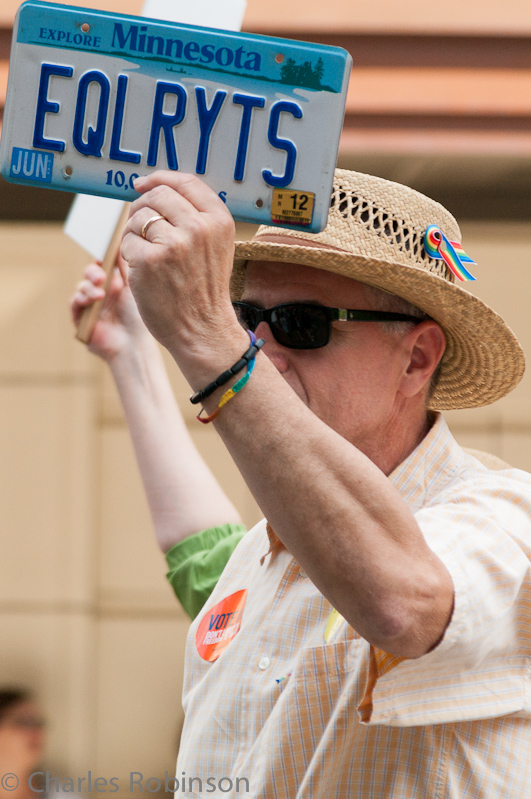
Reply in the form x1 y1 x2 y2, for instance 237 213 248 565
271 188 315 227
196 589 247 662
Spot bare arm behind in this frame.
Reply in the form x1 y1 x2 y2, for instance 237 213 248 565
71 260 242 553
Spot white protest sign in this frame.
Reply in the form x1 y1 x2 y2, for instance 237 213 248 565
143 0 246 30
64 0 247 259
64 193 127 262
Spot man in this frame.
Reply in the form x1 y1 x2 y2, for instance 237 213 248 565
73 169 531 797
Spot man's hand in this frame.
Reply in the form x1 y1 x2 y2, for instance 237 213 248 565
121 171 241 367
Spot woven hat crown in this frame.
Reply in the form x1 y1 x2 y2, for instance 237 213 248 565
253 169 461 283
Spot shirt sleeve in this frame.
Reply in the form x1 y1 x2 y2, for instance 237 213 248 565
359 478 531 727
165 523 247 620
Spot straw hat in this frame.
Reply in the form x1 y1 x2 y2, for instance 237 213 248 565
233 169 525 410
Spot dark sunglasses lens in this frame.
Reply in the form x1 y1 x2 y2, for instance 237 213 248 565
270 305 329 349
234 303 258 331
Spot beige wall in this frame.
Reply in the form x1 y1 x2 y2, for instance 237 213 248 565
0 0 529 783
0 221 260 779
0 218 530 779
446 221 531 466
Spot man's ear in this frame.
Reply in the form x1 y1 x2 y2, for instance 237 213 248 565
399 321 446 399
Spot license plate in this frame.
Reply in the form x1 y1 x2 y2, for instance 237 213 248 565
0 1 351 232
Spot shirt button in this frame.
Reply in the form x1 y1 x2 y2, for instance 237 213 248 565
299 568 308 579
258 656 271 670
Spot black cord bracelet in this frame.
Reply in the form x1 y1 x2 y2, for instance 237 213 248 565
189 338 265 405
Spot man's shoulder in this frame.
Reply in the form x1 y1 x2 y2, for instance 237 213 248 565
405 418 531 541
398 413 531 512
442 448 531 501
419 450 531 547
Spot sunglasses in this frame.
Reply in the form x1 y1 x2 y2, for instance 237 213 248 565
233 302 422 350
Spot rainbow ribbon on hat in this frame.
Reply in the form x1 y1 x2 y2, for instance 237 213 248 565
424 225 476 282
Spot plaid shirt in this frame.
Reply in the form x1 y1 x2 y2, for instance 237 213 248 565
177 414 531 798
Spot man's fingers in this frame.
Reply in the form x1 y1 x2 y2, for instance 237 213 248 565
123 172 234 256
122 203 183 262
124 195 233 259
127 185 203 235
121 223 161 264
138 209 170 240
133 170 224 215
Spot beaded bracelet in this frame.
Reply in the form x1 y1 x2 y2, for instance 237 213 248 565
196 354 259 424
190 331 260 406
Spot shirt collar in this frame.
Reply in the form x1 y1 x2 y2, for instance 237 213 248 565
388 412 464 513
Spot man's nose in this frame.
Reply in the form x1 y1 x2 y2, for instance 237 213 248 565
255 319 272 342
255 321 289 373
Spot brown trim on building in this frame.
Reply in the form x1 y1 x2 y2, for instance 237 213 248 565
344 113 531 132
247 33 531 70
0 28 11 60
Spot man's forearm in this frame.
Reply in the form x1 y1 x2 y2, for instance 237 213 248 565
119 171 454 657
180 346 453 658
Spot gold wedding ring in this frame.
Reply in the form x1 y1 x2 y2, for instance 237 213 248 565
141 214 166 239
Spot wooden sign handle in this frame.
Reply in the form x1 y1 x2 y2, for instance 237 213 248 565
75 203 131 344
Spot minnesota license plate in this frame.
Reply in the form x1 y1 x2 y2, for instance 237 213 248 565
0 1 351 232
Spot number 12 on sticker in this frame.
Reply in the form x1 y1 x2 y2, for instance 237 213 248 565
272 188 315 227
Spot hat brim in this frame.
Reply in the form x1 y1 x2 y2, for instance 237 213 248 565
233 240 525 410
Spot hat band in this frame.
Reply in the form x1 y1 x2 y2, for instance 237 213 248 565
252 233 349 254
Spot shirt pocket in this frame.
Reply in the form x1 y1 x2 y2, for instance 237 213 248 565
291 635 365 714
260 637 366 782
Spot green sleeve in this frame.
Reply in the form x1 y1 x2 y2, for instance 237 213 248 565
165 523 247 620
